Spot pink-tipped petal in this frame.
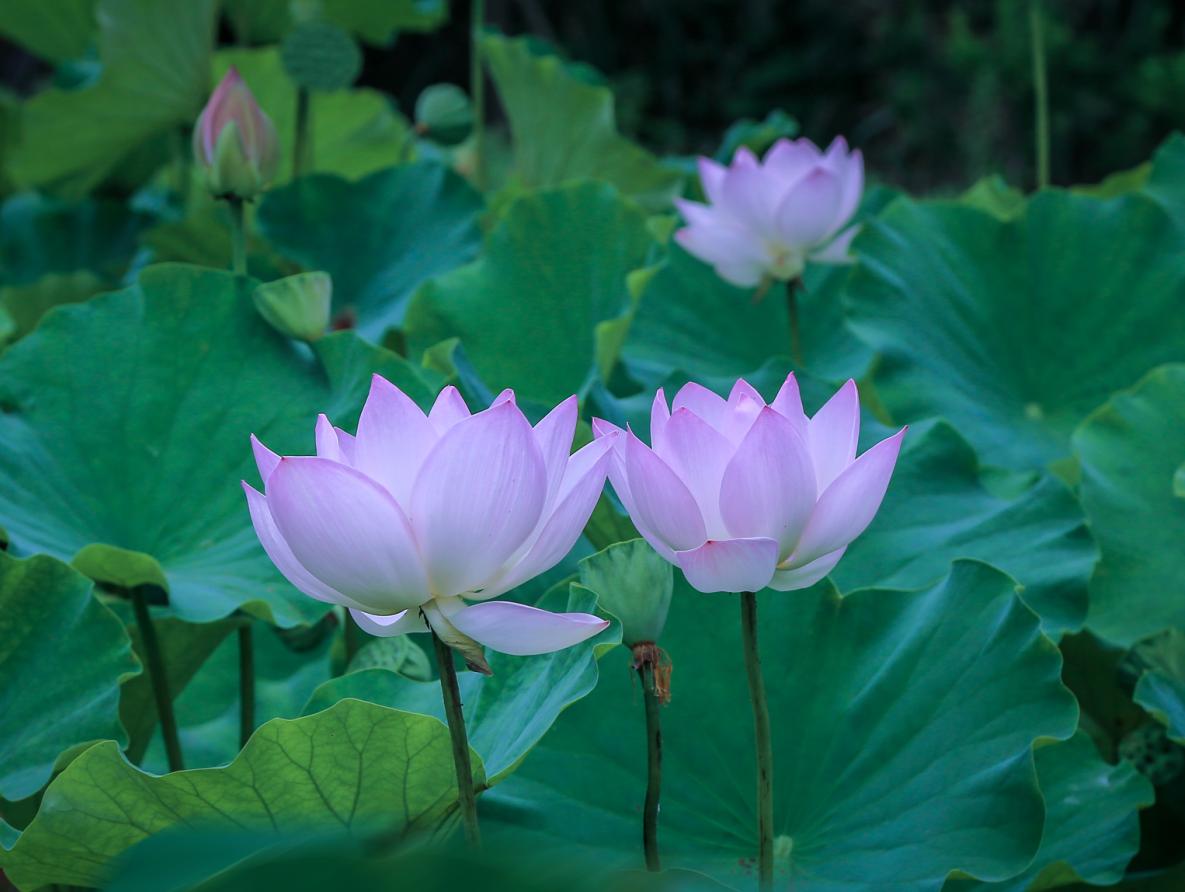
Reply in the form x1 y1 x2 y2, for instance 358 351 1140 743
624 430 707 553
774 166 844 247
763 137 823 182
354 375 436 505
243 482 375 612
728 379 765 407
719 158 779 237
448 601 609 656
828 143 863 228
770 373 809 434
719 407 817 557
769 547 846 591
492 388 516 406
698 156 729 204
674 222 768 281
808 379 860 491
532 395 579 509
671 381 729 429
650 388 671 445
349 608 430 637
653 407 735 537
314 414 343 462
428 385 471 434
333 427 357 464
251 434 280 484
410 401 548 596
266 458 430 612
789 428 907 567
810 225 860 265
675 537 779 594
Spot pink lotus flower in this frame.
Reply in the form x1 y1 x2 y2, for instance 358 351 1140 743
193 66 280 200
243 377 611 669
593 376 904 594
675 137 864 287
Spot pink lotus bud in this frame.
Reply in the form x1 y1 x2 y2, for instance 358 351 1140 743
593 376 905 594
193 67 280 200
243 379 611 664
674 136 864 287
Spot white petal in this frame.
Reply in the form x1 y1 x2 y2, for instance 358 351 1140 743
808 379 860 491
410 401 548 596
354 374 437 506
675 537 779 594
671 381 729 429
768 547 846 591
770 373 808 435
650 388 671 447
810 226 860 265
315 414 343 462
773 166 844 248
349 608 430 637
264 459 431 612
698 156 728 204
533 395 578 510
447 601 609 656
789 428 907 567
763 137 822 182
624 430 707 553
428 385 471 434
250 434 280 483
719 406 817 558
653 407 734 537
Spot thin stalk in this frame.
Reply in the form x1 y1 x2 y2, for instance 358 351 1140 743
227 197 247 275
470 0 486 190
130 587 184 772
238 624 255 748
786 281 803 366
638 660 663 871
1029 0 1050 189
294 87 312 178
740 591 774 891
431 630 481 846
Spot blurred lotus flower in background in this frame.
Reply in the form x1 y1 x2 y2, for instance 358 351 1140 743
594 376 904 594
244 378 611 672
193 66 280 200
675 137 864 287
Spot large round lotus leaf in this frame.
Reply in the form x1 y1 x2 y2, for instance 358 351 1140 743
256 162 483 339
483 561 1078 889
303 584 617 782
844 191 1185 470
482 32 682 211
405 181 653 406
215 49 413 185
0 263 437 626
0 552 140 800
1073 365 1185 646
622 245 871 387
1141 132 1185 229
8 0 216 196
946 732 1152 891
0 700 481 891
833 420 1096 635
0 0 96 62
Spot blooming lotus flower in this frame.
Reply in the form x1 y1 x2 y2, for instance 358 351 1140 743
243 377 612 671
675 137 864 287
193 66 280 200
593 376 904 594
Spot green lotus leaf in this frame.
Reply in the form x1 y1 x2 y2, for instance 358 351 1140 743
946 732 1152 891
0 700 482 891
844 191 1185 470
0 270 105 344
483 561 1078 889
0 263 437 626
0 552 140 801
1130 630 1185 744
8 0 216 195
405 181 653 406
833 420 1096 635
0 0 96 62
482 32 682 211
256 162 483 339
1073 365 1185 646
303 584 618 782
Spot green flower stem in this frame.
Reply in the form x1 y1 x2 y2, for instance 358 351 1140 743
431 629 482 847
470 0 486 190
129 586 184 772
740 590 774 891
638 659 663 871
1029 0 1050 189
228 197 247 276
238 624 255 748
786 280 803 367
294 86 312 178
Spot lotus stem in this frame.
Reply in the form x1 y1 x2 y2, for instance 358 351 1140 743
740 590 774 891
637 650 664 871
228 197 247 276
238 624 255 747
294 87 312 178
1029 0 1050 189
130 586 184 772
431 628 482 847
